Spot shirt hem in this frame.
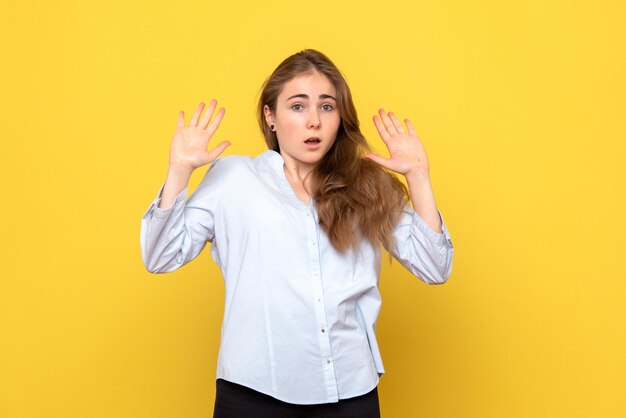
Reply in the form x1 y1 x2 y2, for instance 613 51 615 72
214 374 379 405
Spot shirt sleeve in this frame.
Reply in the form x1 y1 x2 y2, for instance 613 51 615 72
388 204 455 285
139 159 224 274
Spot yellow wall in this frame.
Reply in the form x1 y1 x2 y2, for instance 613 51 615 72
1 0 624 417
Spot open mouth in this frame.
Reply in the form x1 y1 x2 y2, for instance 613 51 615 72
305 137 321 144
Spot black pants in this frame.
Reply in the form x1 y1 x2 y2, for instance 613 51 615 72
213 378 381 418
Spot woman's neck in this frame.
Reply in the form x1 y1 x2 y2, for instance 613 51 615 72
281 155 316 204
280 152 317 187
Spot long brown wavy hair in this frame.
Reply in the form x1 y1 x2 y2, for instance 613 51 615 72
257 49 409 254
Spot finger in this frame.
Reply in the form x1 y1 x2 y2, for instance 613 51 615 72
177 111 185 128
372 115 392 143
364 152 393 170
405 119 418 137
389 112 405 134
199 99 218 130
205 107 225 138
189 102 205 127
379 108 398 135
207 141 231 161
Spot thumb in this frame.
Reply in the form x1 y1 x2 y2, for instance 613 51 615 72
207 141 231 161
365 152 392 170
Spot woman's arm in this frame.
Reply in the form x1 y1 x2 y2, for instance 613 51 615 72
405 170 442 234
140 160 224 273
159 164 193 210
367 108 453 284
366 108 443 232
385 203 454 284
140 100 230 273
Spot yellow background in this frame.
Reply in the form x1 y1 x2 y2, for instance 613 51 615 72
1 0 624 417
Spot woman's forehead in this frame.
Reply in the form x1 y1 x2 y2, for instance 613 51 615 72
278 71 336 100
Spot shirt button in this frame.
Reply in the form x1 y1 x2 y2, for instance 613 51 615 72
326 359 331 364
317 298 321 302
321 328 325 333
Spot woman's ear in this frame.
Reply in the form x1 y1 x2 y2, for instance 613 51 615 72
263 104 274 126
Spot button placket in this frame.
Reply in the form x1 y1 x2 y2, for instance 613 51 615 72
305 207 338 400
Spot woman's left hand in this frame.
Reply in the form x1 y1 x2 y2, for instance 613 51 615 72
366 108 430 176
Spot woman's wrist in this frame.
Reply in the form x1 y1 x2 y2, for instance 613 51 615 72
404 168 431 184
167 162 194 179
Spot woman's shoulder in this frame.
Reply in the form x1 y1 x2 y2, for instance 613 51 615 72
206 153 254 175
211 150 277 172
202 151 274 183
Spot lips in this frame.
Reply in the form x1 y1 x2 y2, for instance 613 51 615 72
304 137 321 144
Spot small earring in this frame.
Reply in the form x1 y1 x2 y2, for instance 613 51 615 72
270 124 275 131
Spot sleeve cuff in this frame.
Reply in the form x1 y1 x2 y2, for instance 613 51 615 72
410 208 454 249
145 183 189 220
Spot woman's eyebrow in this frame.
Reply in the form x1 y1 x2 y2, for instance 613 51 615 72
286 94 337 101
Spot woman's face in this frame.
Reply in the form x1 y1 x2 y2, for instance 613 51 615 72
264 70 341 171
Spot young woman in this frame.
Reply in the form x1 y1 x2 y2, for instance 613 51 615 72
140 49 454 418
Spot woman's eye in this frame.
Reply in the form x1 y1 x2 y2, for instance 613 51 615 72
291 104 303 111
322 104 334 111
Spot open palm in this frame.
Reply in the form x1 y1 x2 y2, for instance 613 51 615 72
169 99 231 171
366 108 429 176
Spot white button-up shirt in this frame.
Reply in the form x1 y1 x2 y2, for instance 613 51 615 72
140 149 454 405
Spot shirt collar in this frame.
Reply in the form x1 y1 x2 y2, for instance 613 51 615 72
258 149 315 207
259 149 292 193
259 149 284 173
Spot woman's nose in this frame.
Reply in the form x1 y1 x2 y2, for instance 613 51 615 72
307 111 321 129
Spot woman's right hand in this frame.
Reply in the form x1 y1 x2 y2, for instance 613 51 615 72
168 99 231 173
